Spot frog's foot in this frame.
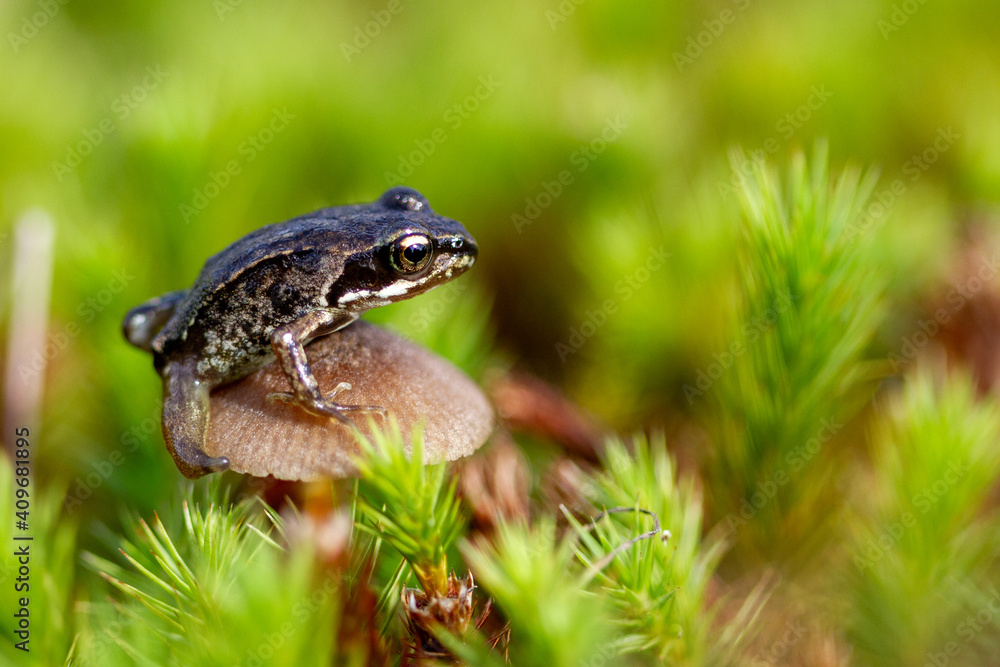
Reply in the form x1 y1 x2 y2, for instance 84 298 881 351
162 362 230 479
270 310 387 427
173 447 231 479
122 289 188 352
266 381 387 426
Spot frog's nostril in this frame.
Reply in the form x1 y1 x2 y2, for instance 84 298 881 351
438 235 477 261
440 236 465 252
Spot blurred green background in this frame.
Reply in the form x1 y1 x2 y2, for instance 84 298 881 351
3 0 997 504
1 0 1000 662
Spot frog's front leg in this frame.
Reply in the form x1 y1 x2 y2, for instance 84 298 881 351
268 309 386 424
161 361 230 478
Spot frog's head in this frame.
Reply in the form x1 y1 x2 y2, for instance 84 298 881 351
332 186 478 310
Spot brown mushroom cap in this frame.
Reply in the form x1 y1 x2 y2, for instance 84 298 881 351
203 320 493 481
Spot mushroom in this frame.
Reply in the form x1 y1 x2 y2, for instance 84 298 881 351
203 321 493 480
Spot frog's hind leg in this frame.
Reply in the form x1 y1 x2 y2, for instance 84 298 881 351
268 309 386 425
122 289 188 352
161 361 230 479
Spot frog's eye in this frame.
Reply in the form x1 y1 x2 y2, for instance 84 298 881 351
389 233 433 275
381 187 428 212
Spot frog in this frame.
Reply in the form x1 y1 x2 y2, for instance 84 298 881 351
122 186 478 479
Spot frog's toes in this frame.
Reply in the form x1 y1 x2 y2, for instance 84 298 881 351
266 391 296 405
326 381 353 398
335 401 388 417
178 452 231 479
320 382 387 417
267 384 386 425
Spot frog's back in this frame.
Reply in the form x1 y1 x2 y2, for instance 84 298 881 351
193 204 379 294
152 208 367 357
